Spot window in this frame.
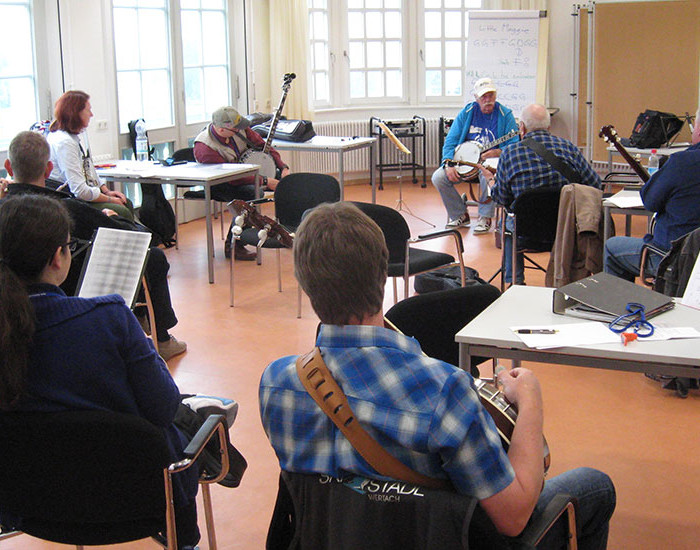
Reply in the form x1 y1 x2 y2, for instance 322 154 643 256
424 0 483 98
0 0 38 150
113 0 173 134
180 0 230 124
346 0 402 100
308 0 483 108
308 0 329 105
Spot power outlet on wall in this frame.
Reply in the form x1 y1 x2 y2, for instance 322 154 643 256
96 120 108 131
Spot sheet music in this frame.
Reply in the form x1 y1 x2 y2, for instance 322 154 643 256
77 228 151 307
681 253 700 310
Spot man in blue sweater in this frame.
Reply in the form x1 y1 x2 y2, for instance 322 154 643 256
604 107 700 280
432 78 519 232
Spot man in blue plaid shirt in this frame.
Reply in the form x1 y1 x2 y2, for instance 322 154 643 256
259 202 614 548
481 104 601 284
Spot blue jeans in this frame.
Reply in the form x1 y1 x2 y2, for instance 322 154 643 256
431 166 496 222
503 215 525 284
604 236 662 282
515 467 616 550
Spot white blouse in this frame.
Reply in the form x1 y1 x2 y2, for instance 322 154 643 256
47 130 102 202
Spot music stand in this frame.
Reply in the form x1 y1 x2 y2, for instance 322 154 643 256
377 121 435 228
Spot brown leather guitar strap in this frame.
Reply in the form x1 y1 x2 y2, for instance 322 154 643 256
295 348 450 490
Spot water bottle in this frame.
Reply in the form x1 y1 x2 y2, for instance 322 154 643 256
647 149 659 176
135 119 149 162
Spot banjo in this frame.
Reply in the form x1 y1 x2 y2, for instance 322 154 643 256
239 72 296 180
451 129 519 181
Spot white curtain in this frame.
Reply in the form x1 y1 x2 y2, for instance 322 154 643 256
269 0 312 120
486 0 547 10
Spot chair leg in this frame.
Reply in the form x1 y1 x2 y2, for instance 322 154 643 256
141 275 159 354
201 483 218 550
404 275 409 300
234 244 238 307
392 278 398 304
277 249 282 292
297 283 302 319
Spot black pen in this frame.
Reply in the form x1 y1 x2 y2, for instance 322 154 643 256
516 329 558 335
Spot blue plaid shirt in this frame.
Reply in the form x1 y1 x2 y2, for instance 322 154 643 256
259 325 514 499
492 130 601 208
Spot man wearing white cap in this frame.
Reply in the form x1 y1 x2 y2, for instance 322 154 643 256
432 78 518 231
194 106 290 260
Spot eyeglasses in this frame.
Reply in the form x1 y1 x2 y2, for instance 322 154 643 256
63 238 92 256
608 302 655 337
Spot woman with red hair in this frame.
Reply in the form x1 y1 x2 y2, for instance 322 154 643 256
47 90 134 219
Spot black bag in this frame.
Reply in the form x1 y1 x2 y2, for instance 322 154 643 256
414 265 487 294
623 110 684 149
252 119 316 142
173 403 247 488
138 184 176 248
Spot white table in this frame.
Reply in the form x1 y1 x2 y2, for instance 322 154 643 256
456 285 700 379
606 143 689 174
602 188 653 242
271 136 377 202
99 161 259 284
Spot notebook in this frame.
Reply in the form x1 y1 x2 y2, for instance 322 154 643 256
552 272 674 322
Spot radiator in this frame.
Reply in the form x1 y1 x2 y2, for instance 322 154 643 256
292 118 444 177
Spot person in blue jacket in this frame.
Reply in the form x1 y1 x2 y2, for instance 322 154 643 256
0 194 200 549
432 77 519 232
605 107 700 280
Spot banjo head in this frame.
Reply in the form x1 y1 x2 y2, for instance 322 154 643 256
453 141 481 176
239 150 278 179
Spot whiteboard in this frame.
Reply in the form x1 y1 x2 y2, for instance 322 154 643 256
465 10 548 119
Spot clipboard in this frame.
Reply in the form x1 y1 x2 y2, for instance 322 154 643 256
552 272 674 322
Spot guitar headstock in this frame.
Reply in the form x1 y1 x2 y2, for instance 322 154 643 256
599 125 618 143
282 72 296 92
231 200 294 249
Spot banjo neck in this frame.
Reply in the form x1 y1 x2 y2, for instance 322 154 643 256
263 72 296 154
480 129 519 153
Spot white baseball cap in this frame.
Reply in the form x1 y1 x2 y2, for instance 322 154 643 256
472 78 497 98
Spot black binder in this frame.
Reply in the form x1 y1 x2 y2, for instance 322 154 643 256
552 272 675 322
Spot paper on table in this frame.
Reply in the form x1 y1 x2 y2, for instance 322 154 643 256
605 195 644 208
511 322 700 349
511 323 618 349
681 253 700 310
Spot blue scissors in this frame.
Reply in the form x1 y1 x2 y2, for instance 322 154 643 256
608 302 654 337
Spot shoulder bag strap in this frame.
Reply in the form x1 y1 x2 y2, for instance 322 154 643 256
295 348 450 489
522 137 581 183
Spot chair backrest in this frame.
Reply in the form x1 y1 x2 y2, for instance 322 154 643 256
0 409 170 545
511 185 561 252
274 173 340 230
351 202 411 264
172 147 196 162
385 284 501 375
267 471 477 550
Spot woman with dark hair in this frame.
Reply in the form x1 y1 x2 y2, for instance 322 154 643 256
47 90 134 219
0 194 200 549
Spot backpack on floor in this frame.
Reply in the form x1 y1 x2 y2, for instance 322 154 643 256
414 265 487 294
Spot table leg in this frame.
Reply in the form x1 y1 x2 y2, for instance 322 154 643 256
370 141 377 204
338 150 345 200
171 183 179 250
603 205 611 242
205 183 215 284
458 344 472 372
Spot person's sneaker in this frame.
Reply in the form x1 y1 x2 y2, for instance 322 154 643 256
473 216 492 234
234 242 256 261
446 212 471 228
158 335 187 361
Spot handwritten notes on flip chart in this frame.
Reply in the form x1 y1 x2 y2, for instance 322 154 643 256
466 10 547 118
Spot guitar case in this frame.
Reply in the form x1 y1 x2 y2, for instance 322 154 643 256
252 119 316 143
